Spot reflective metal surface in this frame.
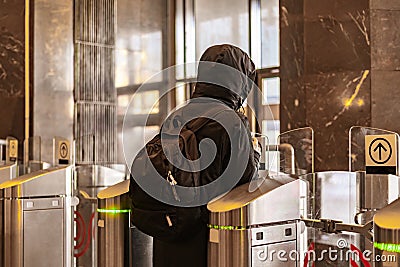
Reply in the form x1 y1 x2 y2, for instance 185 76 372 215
374 198 400 266
356 172 400 224
97 179 153 267
77 164 126 188
208 176 308 267
301 171 360 266
33 0 74 164
374 198 400 244
98 183 128 267
0 163 17 184
75 164 126 265
300 171 400 266
0 165 74 267
301 171 358 223
251 240 297 267
130 227 153 267
0 163 17 267
0 166 72 198
74 0 117 166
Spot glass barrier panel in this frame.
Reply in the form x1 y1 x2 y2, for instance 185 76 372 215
277 127 314 176
299 171 362 266
248 133 269 192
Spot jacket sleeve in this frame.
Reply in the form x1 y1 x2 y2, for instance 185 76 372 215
220 112 260 187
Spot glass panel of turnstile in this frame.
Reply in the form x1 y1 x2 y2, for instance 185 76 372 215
0 166 75 267
300 171 400 266
300 171 359 266
277 127 314 176
23 136 51 173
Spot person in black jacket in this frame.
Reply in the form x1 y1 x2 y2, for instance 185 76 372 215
153 44 260 267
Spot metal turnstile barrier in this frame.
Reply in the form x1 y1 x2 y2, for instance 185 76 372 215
0 163 18 267
0 165 75 267
374 198 400 266
0 163 18 184
299 171 400 266
97 179 153 267
207 175 308 266
75 164 126 266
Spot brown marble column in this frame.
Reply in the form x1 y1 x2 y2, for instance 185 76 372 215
280 0 372 171
0 0 26 158
370 2 400 133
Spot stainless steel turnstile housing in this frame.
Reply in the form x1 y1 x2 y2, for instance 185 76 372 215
0 163 17 184
97 179 153 267
208 176 308 267
0 163 18 266
76 164 126 266
0 166 74 267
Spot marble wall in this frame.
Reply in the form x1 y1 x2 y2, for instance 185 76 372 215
280 0 306 131
0 0 26 158
281 0 400 171
370 2 400 134
280 0 373 171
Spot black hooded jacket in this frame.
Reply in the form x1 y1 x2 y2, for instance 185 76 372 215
151 44 259 267
189 44 259 193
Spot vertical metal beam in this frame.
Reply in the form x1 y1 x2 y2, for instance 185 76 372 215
24 0 30 164
249 0 261 68
167 0 177 111
185 0 196 66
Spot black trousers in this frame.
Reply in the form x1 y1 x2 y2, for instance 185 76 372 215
153 227 208 267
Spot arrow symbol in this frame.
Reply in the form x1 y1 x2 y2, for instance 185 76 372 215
60 143 68 158
373 142 387 161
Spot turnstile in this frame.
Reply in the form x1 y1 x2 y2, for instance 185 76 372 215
374 198 400 266
0 163 18 266
0 165 74 267
207 175 308 266
97 179 153 267
0 163 18 184
75 164 126 266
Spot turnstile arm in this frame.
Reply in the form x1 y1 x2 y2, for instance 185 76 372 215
301 217 373 242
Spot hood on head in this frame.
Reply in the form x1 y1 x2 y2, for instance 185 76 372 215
191 44 256 110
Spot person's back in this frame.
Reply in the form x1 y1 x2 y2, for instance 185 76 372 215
152 44 260 267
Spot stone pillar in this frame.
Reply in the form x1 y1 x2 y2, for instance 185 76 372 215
280 0 372 171
0 0 26 158
370 2 400 133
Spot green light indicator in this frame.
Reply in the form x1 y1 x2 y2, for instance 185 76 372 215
207 224 247 231
374 242 400 253
97 208 131 214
